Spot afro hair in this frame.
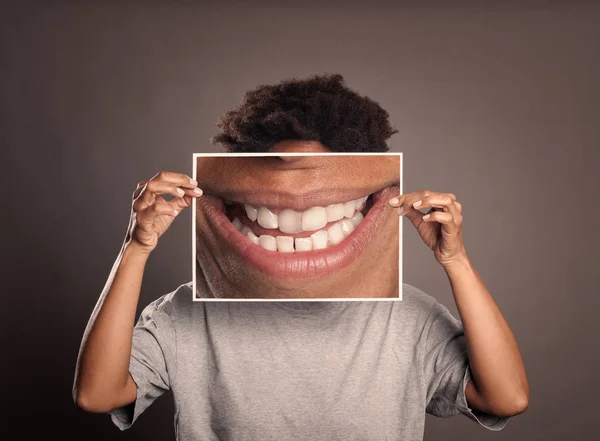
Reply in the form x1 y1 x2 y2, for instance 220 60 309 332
211 74 397 153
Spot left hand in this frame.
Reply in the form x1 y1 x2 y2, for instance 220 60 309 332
389 190 467 268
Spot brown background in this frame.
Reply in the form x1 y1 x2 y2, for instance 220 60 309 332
2 1 599 440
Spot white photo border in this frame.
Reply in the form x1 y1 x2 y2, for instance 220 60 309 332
192 152 403 301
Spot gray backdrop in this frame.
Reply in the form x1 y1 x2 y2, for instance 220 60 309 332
2 1 599 440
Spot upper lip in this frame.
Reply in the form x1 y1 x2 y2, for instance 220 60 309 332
207 181 399 211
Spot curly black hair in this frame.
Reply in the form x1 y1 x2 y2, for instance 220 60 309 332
210 74 397 153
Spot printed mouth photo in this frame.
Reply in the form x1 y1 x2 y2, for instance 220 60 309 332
193 153 402 300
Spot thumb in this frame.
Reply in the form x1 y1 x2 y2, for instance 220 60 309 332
402 204 424 228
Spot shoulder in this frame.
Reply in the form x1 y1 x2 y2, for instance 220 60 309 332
384 283 455 334
400 283 447 315
139 281 197 322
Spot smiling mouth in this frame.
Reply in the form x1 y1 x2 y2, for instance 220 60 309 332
223 195 373 252
198 184 396 281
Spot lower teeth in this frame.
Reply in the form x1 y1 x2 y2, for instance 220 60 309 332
233 212 364 252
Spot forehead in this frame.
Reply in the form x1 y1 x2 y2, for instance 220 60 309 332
269 140 330 153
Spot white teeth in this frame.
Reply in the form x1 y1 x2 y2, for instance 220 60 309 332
327 222 344 246
278 209 303 233
247 231 260 245
343 200 355 218
325 203 345 222
302 207 328 231
295 237 312 251
238 213 366 252
311 230 328 250
232 217 243 231
258 234 277 251
340 219 355 235
240 195 369 235
241 225 260 245
276 236 295 252
257 207 278 229
355 196 368 210
244 204 258 221
350 212 364 227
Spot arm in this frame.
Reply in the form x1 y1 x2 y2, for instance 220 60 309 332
73 171 201 413
73 242 149 413
444 257 529 417
391 190 529 417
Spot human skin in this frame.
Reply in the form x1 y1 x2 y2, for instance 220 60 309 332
389 192 530 416
73 140 528 419
194 141 400 299
73 170 201 412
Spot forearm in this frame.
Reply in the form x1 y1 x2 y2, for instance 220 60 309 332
444 256 529 415
73 241 149 411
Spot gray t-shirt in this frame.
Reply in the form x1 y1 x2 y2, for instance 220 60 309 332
110 282 509 440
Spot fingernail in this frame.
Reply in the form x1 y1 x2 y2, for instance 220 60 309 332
389 197 399 205
413 200 422 208
190 178 198 186
398 206 404 215
177 188 185 196
173 209 179 216
193 187 203 195
423 214 430 220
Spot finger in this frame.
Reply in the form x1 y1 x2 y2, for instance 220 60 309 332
157 187 201 211
422 210 460 235
390 190 435 212
413 193 463 233
181 186 203 198
396 195 427 226
154 193 190 210
412 193 455 211
394 190 445 228
167 194 194 209
389 193 420 219
389 195 406 215
133 185 155 213
413 193 462 222
389 191 428 219
403 204 425 226
389 190 424 207
137 200 179 225
133 180 148 199
150 170 198 188
388 195 405 207
133 180 201 213
146 180 192 198
445 201 462 226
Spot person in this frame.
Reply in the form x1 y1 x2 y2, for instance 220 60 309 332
73 74 529 440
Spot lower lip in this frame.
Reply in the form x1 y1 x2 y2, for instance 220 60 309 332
201 188 393 280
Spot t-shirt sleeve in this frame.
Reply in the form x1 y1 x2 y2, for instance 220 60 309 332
422 302 509 431
109 301 177 430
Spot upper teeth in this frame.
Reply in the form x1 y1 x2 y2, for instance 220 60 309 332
243 196 368 233
233 212 366 252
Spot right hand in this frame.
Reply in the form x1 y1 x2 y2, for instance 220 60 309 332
125 171 203 254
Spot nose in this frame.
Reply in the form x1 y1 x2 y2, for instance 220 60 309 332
268 140 330 162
